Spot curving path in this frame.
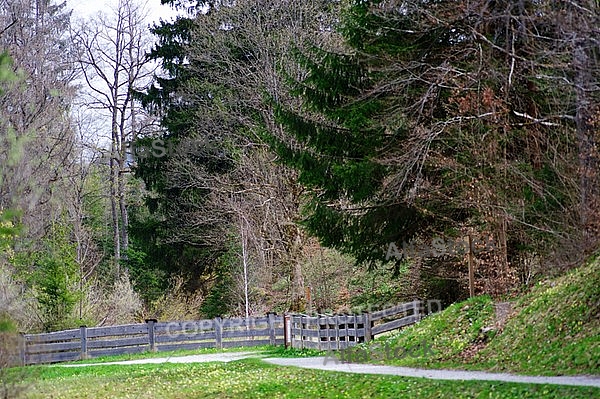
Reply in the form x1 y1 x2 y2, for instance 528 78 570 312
262 356 600 388
61 352 600 388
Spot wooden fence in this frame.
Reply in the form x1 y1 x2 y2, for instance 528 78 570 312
21 301 431 365
22 313 284 365
285 300 424 350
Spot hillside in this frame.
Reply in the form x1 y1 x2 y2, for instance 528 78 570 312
365 257 600 376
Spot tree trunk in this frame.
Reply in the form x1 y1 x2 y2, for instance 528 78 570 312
240 216 250 321
118 153 129 263
573 36 600 252
292 226 305 311
110 115 121 276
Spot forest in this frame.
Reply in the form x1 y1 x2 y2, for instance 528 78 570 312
0 0 598 333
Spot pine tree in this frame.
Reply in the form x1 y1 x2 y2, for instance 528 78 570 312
270 0 582 297
271 1 465 268
130 1 220 289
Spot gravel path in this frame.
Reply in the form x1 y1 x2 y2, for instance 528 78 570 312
61 352 600 388
263 357 600 388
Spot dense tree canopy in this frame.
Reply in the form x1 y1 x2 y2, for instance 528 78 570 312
269 0 597 295
1 0 598 332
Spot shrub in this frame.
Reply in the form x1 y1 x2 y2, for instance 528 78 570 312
150 275 204 321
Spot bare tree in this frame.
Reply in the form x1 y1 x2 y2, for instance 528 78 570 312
67 111 108 319
0 0 78 243
72 0 157 275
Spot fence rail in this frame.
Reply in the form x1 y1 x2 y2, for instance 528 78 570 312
21 301 431 365
23 313 283 365
286 300 424 350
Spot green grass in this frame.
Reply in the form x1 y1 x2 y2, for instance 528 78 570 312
16 359 598 398
366 258 600 375
474 258 600 375
260 345 325 358
358 295 496 369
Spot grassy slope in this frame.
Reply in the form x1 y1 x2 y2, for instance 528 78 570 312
366 257 600 375
18 360 597 399
476 258 599 374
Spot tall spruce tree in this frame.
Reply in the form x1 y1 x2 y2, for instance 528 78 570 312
270 0 581 298
130 0 218 293
134 0 340 309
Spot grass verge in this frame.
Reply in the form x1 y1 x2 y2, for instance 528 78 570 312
16 359 598 398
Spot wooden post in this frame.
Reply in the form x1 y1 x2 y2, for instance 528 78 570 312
343 315 349 349
468 234 475 298
350 314 357 344
146 319 157 352
19 333 26 366
292 315 298 349
317 315 322 351
299 316 304 349
334 315 340 350
412 300 423 322
363 312 372 343
320 315 329 351
320 316 327 351
80 326 88 360
284 314 291 348
329 316 336 351
267 313 276 346
214 316 223 349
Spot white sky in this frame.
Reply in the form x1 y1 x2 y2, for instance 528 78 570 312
67 0 182 25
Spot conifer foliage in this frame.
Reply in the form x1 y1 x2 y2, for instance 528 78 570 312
270 0 593 295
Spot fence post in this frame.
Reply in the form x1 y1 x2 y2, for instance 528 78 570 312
317 315 322 351
363 312 372 343
267 313 276 346
334 315 340 350
284 314 291 348
351 314 358 344
413 300 423 321
146 319 157 352
326 316 335 352
80 326 88 360
427 299 442 315
214 316 223 349
299 316 304 349
343 315 349 349
468 234 475 297
19 333 26 366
